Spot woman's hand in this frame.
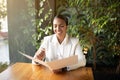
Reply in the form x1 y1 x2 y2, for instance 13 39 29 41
53 69 62 73
52 67 67 73
35 48 45 60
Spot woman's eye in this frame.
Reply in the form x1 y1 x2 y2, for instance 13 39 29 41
60 25 64 27
53 25 57 28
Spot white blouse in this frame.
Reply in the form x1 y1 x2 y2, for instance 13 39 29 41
33 34 86 71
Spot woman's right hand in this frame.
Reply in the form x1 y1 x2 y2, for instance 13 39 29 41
35 48 45 60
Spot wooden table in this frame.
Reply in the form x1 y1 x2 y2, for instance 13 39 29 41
0 62 94 80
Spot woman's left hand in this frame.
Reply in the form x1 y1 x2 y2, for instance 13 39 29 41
53 69 62 73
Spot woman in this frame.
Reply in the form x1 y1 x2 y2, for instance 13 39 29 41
32 14 86 73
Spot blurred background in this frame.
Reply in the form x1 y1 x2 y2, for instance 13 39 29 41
0 0 120 79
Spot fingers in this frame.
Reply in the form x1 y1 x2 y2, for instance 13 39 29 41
53 69 62 73
40 48 45 52
35 48 45 60
53 67 68 73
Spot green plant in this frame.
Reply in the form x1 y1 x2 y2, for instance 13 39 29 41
0 0 7 18
26 0 53 49
0 0 7 31
26 0 120 71
0 62 8 73
55 0 120 69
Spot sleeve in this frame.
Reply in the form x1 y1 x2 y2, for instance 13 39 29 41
40 37 47 49
67 40 86 71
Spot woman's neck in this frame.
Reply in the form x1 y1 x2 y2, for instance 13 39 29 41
57 35 66 44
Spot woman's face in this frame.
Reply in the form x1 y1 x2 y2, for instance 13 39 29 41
53 17 67 37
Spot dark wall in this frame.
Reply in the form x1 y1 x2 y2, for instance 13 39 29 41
7 0 55 64
7 0 36 64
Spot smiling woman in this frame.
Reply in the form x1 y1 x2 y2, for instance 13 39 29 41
32 14 86 73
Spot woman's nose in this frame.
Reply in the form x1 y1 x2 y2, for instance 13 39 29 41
56 26 60 30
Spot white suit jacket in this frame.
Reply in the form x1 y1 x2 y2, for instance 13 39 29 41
34 34 86 71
